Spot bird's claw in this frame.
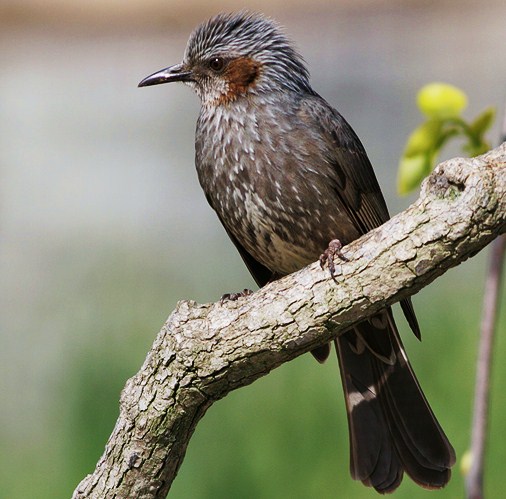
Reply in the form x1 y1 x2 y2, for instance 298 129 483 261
319 239 348 281
220 288 253 303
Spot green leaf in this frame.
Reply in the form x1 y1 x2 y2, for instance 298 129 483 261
463 139 491 157
417 83 468 120
404 120 442 156
469 107 496 136
397 153 433 195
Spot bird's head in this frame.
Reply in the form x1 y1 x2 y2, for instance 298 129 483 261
139 12 311 106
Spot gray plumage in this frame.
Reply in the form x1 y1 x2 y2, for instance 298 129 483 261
139 11 455 493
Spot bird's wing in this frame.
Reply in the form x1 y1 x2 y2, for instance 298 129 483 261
300 96 420 339
302 95 390 232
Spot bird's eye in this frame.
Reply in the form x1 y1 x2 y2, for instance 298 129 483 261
209 57 225 72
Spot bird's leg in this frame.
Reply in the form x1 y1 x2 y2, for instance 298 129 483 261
220 288 253 303
319 239 348 281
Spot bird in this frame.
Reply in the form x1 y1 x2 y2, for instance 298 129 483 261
139 11 455 493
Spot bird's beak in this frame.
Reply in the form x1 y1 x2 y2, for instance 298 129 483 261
138 64 193 87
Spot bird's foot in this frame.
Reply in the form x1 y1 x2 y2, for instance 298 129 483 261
319 239 348 281
220 288 253 303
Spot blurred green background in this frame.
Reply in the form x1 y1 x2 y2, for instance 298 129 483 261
1 1 505 498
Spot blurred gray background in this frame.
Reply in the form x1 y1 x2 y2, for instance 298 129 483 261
1 1 505 497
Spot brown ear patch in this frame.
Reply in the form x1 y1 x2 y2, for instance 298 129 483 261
224 57 261 97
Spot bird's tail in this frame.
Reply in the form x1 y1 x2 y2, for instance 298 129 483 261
334 310 455 493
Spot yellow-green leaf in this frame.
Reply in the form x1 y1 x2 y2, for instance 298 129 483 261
464 139 491 157
417 83 468 120
404 120 442 156
397 153 433 195
469 107 496 136
460 450 473 477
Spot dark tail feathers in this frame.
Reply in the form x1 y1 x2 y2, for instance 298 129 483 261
335 310 455 493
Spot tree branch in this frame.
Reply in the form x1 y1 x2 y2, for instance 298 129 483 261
72 144 506 499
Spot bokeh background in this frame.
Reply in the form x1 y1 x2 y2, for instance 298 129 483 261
1 0 506 497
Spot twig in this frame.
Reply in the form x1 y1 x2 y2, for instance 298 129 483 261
466 235 505 499
465 113 506 499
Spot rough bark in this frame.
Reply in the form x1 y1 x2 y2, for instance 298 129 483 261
73 144 506 499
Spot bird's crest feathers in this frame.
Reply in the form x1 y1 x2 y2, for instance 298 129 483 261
184 12 312 96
